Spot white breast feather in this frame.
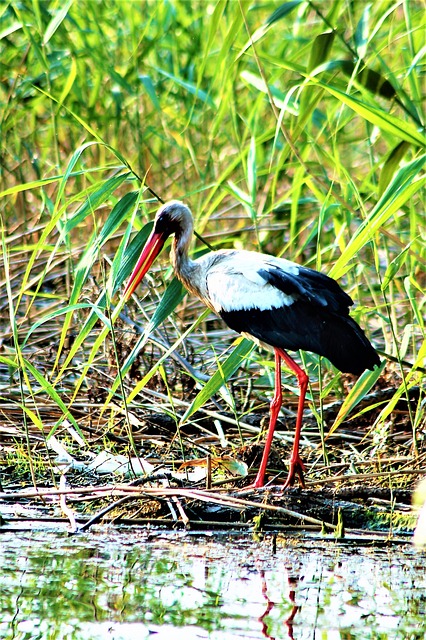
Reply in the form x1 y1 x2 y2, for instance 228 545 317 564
204 250 298 313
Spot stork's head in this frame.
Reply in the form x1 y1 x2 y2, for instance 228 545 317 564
124 200 193 299
152 200 193 236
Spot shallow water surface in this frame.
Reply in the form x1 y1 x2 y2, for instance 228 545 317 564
0 528 425 639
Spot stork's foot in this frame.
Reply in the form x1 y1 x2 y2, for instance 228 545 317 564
282 456 306 489
240 476 270 491
250 475 269 490
239 456 306 491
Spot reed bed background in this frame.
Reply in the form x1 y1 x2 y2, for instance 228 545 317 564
0 0 425 493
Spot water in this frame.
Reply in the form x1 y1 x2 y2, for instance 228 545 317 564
0 528 425 639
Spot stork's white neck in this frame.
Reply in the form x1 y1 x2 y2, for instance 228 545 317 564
170 224 206 300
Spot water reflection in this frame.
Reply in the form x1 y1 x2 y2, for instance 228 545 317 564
0 530 425 639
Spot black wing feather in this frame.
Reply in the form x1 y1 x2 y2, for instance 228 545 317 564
259 264 353 313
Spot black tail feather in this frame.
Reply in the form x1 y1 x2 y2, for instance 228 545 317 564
315 313 380 374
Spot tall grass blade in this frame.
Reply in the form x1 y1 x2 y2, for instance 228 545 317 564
23 358 84 437
155 68 216 107
329 362 385 434
237 0 304 58
63 173 131 234
180 338 254 424
331 154 426 278
123 309 211 406
307 77 425 146
379 142 411 195
110 277 187 395
52 223 153 382
308 30 335 72
354 3 370 59
42 0 74 45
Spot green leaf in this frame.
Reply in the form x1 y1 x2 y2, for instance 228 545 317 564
330 154 426 279
98 191 139 252
376 376 422 428
117 277 186 381
20 405 44 430
240 71 293 111
379 141 411 195
0 171 90 198
381 245 411 292
0 21 22 40
69 191 139 305
23 358 85 438
267 0 305 26
64 172 131 234
23 303 104 346
325 0 343 25
309 78 424 146
329 361 385 434
124 309 211 405
181 338 254 423
308 30 335 72
58 57 77 107
148 278 186 331
340 60 396 100
227 181 251 205
113 222 154 292
155 68 216 108
52 172 134 371
237 0 304 59
43 0 74 45
52 222 153 382
247 136 257 204
139 74 161 111
354 3 370 59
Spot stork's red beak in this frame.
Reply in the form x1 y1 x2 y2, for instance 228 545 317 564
123 230 167 300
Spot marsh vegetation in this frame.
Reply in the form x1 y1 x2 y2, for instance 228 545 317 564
0 1 425 534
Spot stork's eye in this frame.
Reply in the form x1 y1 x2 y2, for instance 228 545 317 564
154 213 170 233
155 210 181 235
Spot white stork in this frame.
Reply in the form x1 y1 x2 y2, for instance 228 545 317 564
124 200 380 489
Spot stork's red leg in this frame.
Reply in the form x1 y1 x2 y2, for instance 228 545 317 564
277 348 307 489
252 347 307 489
252 349 283 488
